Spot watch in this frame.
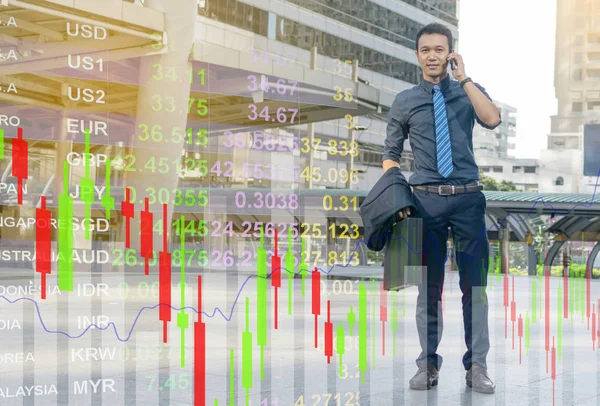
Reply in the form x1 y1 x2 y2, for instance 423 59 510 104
460 77 473 88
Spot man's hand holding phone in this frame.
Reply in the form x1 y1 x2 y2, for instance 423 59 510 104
447 52 467 82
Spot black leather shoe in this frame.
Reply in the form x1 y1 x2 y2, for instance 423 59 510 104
409 364 439 390
466 365 495 394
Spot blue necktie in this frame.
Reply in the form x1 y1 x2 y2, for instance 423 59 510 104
433 84 453 178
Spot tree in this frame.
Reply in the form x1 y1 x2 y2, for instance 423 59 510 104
479 172 517 191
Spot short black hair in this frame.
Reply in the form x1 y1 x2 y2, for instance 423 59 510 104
415 23 453 52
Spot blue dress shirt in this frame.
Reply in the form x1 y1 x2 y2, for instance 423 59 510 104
383 74 501 186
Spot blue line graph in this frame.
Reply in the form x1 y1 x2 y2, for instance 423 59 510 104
0 173 599 341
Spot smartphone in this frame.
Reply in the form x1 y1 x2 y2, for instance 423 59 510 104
449 49 457 70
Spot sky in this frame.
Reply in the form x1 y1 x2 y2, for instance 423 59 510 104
457 0 558 159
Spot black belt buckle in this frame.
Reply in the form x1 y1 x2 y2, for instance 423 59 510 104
438 185 455 195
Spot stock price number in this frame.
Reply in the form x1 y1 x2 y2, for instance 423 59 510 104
241 162 298 181
125 187 208 208
322 195 359 212
295 392 360 406
152 63 206 85
300 223 359 239
249 47 296 66
151 96 209 116
137 124 208 146
248 104 299 124
146 373 189 391
235 191 299 210
300 137 359 157
223 130 298 153
115 154 211 175
301 167 358 185
303 250 359 267
248 74 298 96
333 85 353 103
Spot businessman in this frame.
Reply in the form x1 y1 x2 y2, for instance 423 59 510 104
382 23 500 394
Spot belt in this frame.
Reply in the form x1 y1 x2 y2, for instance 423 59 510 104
412 183 483 196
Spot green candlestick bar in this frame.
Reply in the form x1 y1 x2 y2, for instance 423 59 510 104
101 157 115 220
570 269 575 327
370 279 376 370
557 286 563 361
580 272 585 322
0 128 4 159
347 306 355 336
177 216 189 368
575 271 580 316
256 226 267 380
358 282 367 383
58 160 74 291
242 297 253 406
337 322 345 377
531 280 537 323
79 129 94 240
299 237 308 296
285 227 294 315
539 265 543 322
525 311 530 355
229 350 234 406
391 291 398 357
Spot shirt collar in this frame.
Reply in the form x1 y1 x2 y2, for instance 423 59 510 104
420 74 451 94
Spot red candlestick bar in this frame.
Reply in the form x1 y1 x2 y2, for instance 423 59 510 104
545 261 550 374
194 275 206 406
140 198 153 275
564 269 569 318
159 204 172 343
324 300 333 363
380 283 387 356
12 127 28 205
503 274 508 338
511 275 516 350
518 314 523 364
121 188 134 249
312 267 321 348
593 304 597 351
35 196 51 300
271 228 281 329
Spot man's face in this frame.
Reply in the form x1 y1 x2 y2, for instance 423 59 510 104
415 33 450 78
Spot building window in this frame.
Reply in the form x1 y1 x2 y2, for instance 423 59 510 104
524 166 536 174
588 69 600 80
589 52 600 61
481 166 490 172
555 176 564 186
512 166 521 173
586 34 595 45
492 166 503 173
588 101 600 110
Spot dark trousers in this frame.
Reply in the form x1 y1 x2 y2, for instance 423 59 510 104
412 188 490 371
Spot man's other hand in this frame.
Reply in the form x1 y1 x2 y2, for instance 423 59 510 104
398 207 411 219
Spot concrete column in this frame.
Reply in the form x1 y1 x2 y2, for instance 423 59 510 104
122 0 197 250
500 225 510 274
527 245 537 276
